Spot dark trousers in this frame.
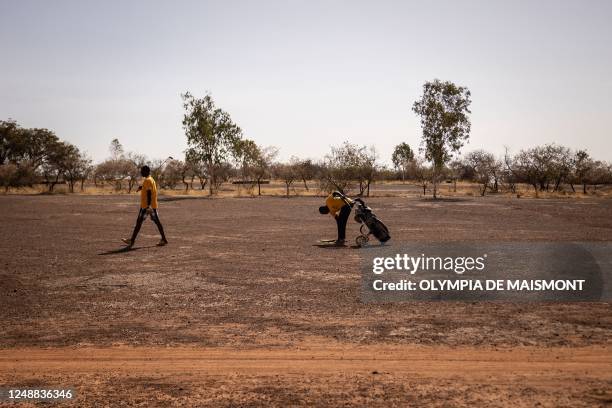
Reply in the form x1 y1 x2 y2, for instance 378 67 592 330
130 208 167 243
336 204 351 240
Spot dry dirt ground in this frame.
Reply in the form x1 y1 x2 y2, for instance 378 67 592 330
1 194 611 406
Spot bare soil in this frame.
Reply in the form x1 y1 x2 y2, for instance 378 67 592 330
1 194 611 406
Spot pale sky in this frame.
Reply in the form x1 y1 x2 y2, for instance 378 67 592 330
1 0 611 164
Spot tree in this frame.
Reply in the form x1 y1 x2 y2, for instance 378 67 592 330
177 160 195 192
511 147 547 196
127 153 147 193
252 146 278 196
319 141 377 195
186 148 208 190
391 142 415 182
273 162 297 197
355 146 378 197
448 159 471 192
212 162 234 191
412 79 472 198
160 159 184 189
293 158 317 191
545 144 573 192
0 119 20 165
94 140 142 192
510 144 572 195
42 141 76 192
573 150 593 194
78 157 94 191
64 148 92 193
0 120 40 190
109 138 124 160
182 92 243 195
233 139 259 181
0 164 18 192
95 160 123 190
464 150 502 196
586 160 612 191
409 157 432 196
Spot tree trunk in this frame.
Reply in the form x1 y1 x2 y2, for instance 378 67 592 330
366 181 370 197
257 180 262 196
208 162 214 195
583 183 587 194
432 168 438 199
49 173 59 192
480 184 487 196
285 183 289 197
453 179 457 193
302 178 309 191
554 177 562 192
570 183 575 193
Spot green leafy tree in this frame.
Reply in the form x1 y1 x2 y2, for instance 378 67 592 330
412 79 472 198
182 92 243 195
0 119 21 165
391 142 414 182
42 141 77 192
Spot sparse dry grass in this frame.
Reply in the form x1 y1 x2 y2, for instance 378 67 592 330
2 180 611 199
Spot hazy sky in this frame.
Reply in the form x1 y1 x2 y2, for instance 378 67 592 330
1 0 611 164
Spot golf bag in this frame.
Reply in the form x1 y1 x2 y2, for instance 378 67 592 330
352 198 391 244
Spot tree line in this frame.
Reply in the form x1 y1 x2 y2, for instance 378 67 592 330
392 142 612 197
1 81 611 196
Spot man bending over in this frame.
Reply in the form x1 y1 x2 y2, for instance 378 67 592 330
319 191 353 245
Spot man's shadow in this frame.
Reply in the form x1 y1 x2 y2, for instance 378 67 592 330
98 245 157 255
312 244 360 249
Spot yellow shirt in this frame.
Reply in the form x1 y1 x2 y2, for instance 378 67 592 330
140 176 158 209
325 194 352 217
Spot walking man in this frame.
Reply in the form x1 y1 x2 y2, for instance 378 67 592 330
122 165 168 248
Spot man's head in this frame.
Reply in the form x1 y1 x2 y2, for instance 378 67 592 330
319 206 330 215
141 165 151 177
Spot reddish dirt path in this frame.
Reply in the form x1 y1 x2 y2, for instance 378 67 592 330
2 345 611 376
1 344 611 406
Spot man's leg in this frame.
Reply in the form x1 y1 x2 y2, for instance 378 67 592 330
150 209 168 244
124 208 146 246
336 205 351 242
